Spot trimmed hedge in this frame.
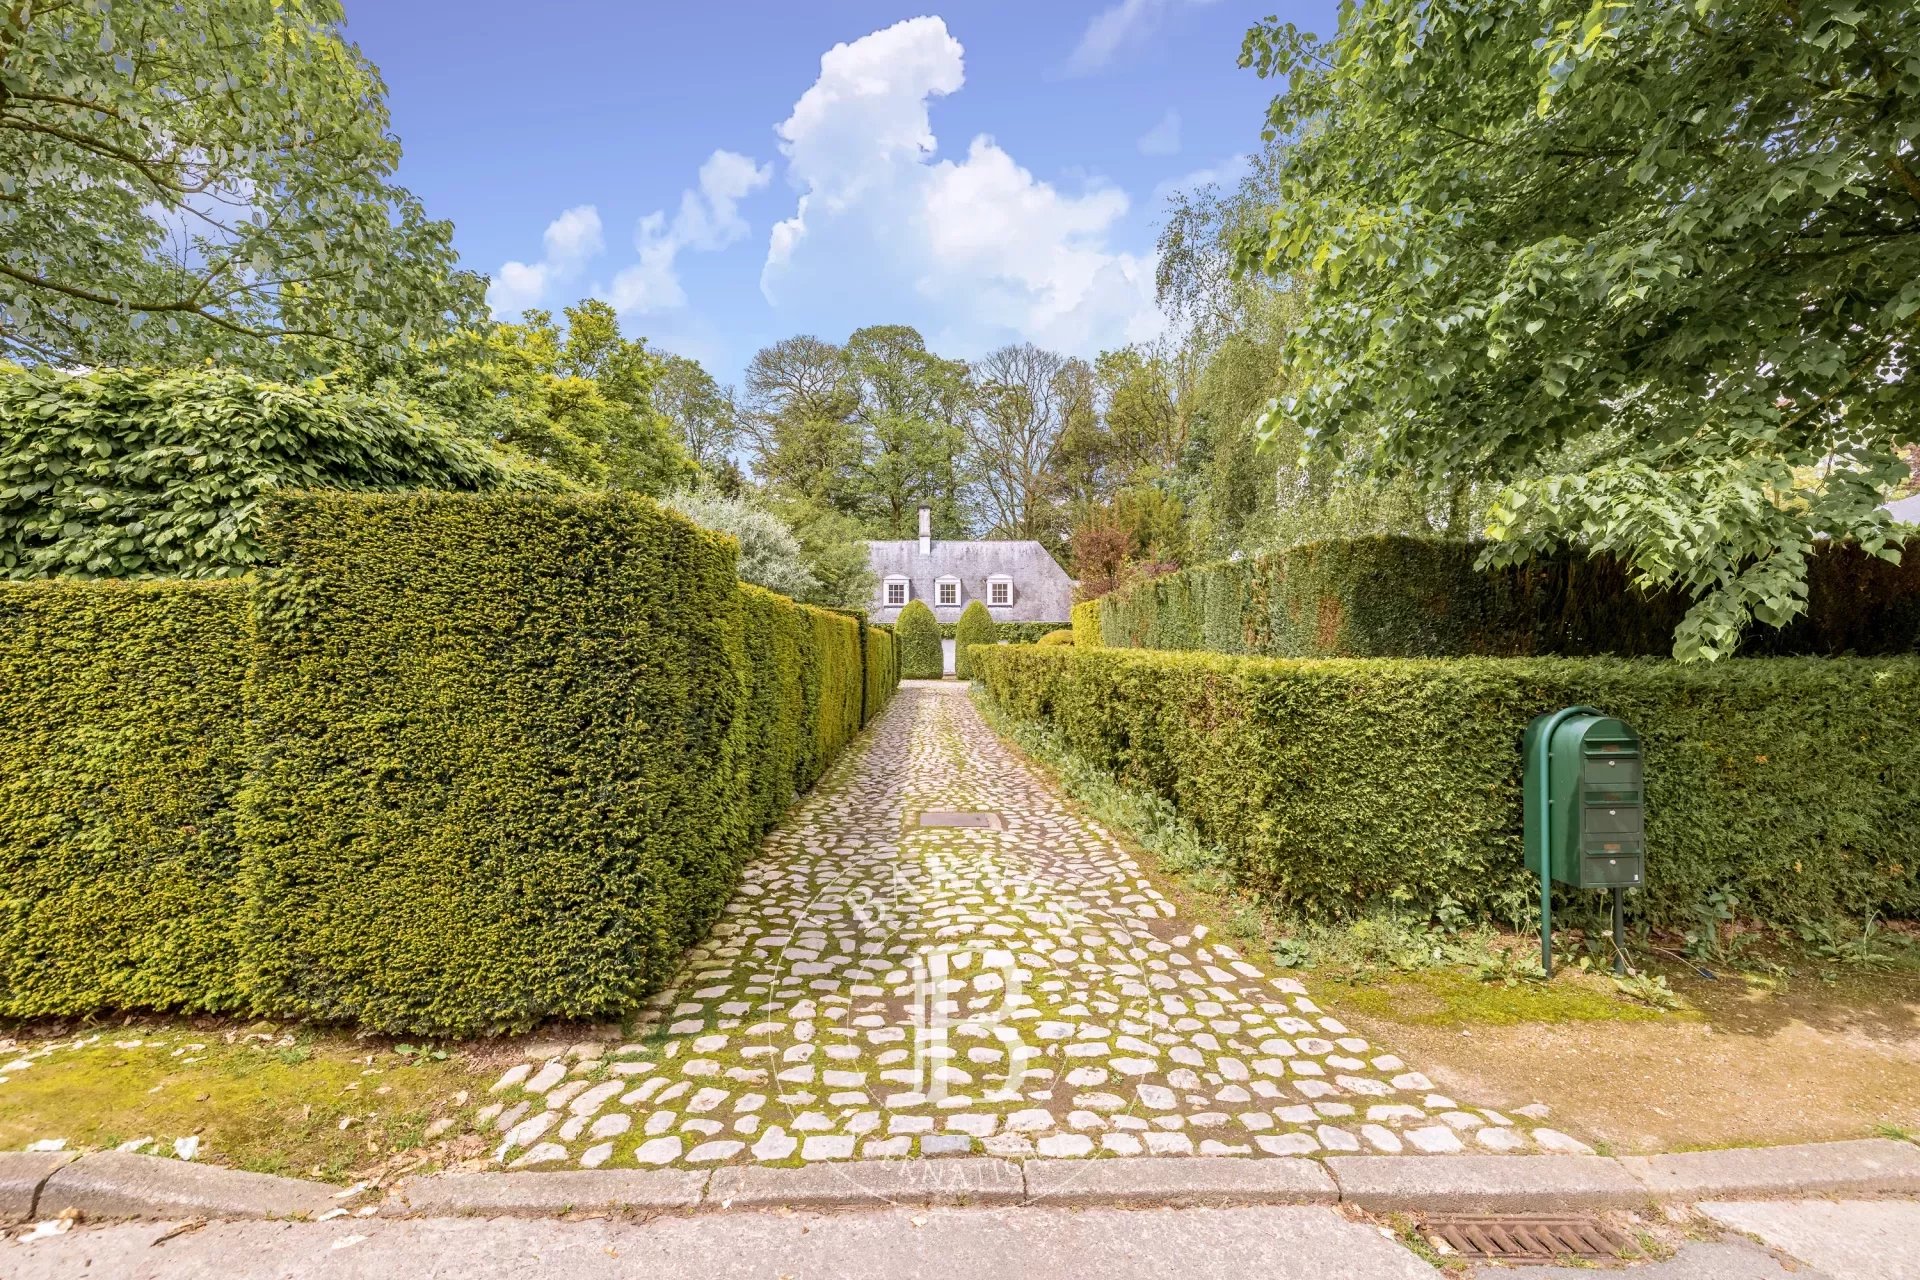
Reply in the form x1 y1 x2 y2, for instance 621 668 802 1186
1071 599 1103 648
975 645 1920 928
0 491 896 1034
863 622 899 725
1094 536 1920 659
1038 629 1075 646
897 599 942 678
0 580 252 1016
954 600 998 679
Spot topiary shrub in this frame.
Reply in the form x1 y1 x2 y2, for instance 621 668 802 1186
896 599 942 678
974 645 1920 929
954 600 999 678
0 364 565 582
1071 599 1104 648
1038 628 1075 646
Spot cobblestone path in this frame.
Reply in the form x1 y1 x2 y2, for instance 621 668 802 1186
480 682 1582 1171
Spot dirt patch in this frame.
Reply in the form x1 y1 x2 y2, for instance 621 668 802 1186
1335 968 1920 1153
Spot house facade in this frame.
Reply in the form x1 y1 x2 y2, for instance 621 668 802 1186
866 507 1075 671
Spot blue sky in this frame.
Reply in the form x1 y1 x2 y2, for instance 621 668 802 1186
345 2 1334 381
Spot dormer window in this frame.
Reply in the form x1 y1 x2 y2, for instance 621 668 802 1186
884 576 910 607
935 577 961 607
987 575 1013 608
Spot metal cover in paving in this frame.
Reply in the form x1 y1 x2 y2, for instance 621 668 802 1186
1423 1214 1626 1261
917 810 1004 829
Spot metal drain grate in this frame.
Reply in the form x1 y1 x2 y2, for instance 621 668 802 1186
916 810 1004 830
1423 1214 1627 1262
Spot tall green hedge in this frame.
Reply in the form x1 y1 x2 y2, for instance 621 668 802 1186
975 645 1920 928
938 620 1067 644
0 491 898 1034
954 600 998 679
896 599 942 678
0 580 252 1016
1094 536 1920 659
863 622 899 725
1071 600 1103 648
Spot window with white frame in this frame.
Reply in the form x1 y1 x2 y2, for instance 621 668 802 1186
935 577 961 607
884 577 910 607
987 575 1013 607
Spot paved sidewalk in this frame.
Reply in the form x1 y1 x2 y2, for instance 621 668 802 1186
473 681 1560 1173
1 1206 1443 1280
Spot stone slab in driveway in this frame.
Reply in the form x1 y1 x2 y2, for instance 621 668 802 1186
1619 1138 1920 1200
0 1152 76 1223
707 1158 1023 1208
1326 1155 1647 1212
1478 1239 1837 1280
38 1151 335 1220
386 1169 707 1217
1023 1156 1336 1207
1701 1199 1920 1280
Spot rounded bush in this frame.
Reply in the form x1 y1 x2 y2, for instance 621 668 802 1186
1038 628 1075 646
954 600 999 678
896 599 943 678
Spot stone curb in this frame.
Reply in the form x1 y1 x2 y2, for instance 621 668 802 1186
708 1157 1024 1209
1024 1156 1335 1206
37 1151 336 1221
0 1152 77 1223
1325 1155 1647 1213
383 1169 706 1217
21 1138 1920 1222
1617 1138 1920 1201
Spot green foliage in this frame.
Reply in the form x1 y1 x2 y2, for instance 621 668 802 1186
938 621 1066 645
0 365 561 581
863 622 899 725
1237 1 1920 658
1038 629 1075 646
896 599 943 679
975 646 1920 928
399 301 694 492
0 0 484 373
1096 537 1920 659
0 580 251 1016
0 492 896 1033
953 600 999 679
1071 599 1104 648
662 487 821 600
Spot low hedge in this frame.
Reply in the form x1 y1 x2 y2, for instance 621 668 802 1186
939 620 1067 644
0 491 896 1034
0 580 252 1016
1094 536 1920 659
974 645 1920 928
1038 628 1074 646
954 600 998 679
897 600 942 678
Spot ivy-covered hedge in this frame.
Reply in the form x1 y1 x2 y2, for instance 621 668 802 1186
1094 536 1920 659
0 365 564 582
0 580 252 1016
975 645 1920 928
0 491 895 1034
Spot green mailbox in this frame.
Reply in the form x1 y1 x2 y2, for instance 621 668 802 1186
1524 707 1644 975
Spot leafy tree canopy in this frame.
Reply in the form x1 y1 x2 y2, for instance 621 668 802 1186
1 0 484 374
660 486 821 601
1239 0 1920 657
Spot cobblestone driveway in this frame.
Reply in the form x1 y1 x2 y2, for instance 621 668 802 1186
480 682 1583 1171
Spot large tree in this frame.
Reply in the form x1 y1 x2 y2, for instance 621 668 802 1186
1239 0 1920 657
0 0 483 372
843 324 973 537
968 343 1092 544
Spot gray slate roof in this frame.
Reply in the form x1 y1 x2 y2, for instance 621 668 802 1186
864 539 1075 625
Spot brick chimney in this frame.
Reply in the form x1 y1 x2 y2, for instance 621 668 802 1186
918 505 931 556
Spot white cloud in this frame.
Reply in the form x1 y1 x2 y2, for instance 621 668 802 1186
1137 109 1181 157
1067 0 1219 75
612 150 773 314
762 16 1163 357
487 204 604 317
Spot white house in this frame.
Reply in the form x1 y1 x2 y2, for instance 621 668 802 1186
866 507 1076 673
